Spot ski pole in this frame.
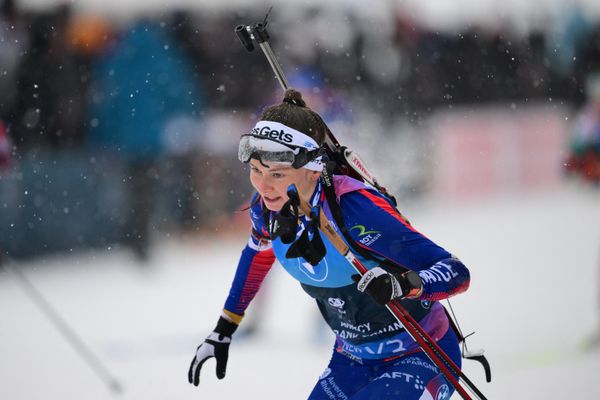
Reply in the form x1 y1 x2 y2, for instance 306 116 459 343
0 256 124 396
288 185 488 400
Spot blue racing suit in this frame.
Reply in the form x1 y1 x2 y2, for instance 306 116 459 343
222 175 470 399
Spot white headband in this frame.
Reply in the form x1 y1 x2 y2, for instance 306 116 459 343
249 121 323 171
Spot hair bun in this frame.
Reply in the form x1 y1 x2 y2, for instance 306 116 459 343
283 88 306 107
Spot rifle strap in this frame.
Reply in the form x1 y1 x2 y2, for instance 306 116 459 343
321 162 407 274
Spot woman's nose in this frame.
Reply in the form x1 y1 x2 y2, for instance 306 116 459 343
256 175 273 193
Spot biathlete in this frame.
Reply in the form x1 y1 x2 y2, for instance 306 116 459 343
188 89 471 400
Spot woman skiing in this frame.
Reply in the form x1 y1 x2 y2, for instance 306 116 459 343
188 88 471 400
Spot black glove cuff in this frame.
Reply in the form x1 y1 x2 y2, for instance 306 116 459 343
215 316 238 338
398 270 423 298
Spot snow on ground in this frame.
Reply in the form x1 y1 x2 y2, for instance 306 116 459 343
1 183 599 400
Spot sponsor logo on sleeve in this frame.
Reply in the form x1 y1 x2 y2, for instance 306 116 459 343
350 225 382 246
419 261 460 283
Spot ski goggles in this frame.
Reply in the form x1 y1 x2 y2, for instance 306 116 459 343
238 121 324 171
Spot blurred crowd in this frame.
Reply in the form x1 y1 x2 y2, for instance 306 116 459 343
1 0 599 260
564 73 600 184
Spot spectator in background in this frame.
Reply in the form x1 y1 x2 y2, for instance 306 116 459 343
65 12 115 115
162 10 213 232
66 13 114 58
564 73 600 185
0 0 27 125
0 120 11 168
565 72 600 349
88 18 203 261
564 73 600 352
0 0 24 168
10 5 86 152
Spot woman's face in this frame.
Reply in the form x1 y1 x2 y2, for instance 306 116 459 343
248 159 320 211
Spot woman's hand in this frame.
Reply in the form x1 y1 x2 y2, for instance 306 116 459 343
188 317 238 386
352 267 423 305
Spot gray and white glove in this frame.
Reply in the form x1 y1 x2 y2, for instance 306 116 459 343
352 266 423 305
188 316 238 386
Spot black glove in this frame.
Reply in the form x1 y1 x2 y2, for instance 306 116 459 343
352 267 423 305
188 316 238 386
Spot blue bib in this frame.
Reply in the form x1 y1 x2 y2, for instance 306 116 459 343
271 221 377 288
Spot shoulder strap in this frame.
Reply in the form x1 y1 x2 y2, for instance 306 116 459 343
321 163 407 274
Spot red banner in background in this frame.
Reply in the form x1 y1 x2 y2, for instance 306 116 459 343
429 105 570 201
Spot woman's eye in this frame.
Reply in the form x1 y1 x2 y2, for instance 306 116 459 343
271 173 284 179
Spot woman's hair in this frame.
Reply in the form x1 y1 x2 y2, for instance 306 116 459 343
260 88 327 145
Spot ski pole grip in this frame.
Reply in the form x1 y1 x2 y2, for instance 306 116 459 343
235 25 254 52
